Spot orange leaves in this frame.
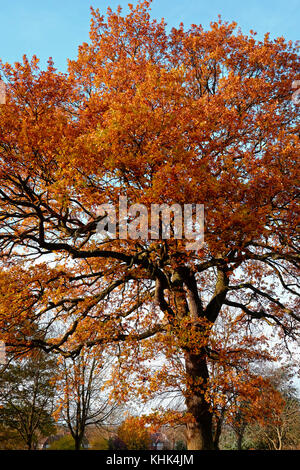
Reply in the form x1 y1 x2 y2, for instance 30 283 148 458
173 316 212 353
0 0 298 257
142 409 189 430
0 56 77 191
0 2 298 449
117 415 151 450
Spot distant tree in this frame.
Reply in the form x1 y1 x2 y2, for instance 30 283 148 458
52 348 121 450
0 353 57 449
248 366 300 450
258 397 300 450
117 416 151 450
208 309 285 450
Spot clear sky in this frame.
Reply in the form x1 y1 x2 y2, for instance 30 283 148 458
0 0 299 72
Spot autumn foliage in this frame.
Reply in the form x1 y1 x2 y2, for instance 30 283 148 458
0 0 299 450
116 416 151 450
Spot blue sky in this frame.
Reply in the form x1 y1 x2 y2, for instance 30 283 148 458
0 0 299 72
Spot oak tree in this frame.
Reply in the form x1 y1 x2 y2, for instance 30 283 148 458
0 0 299 449
0 353 56 449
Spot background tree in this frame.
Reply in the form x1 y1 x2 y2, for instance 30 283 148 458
252 396 300 450
116 415 151 450
52 347 121 450
0 353 56 449
208 309 286 449
248 365 300 450
0 0 299 450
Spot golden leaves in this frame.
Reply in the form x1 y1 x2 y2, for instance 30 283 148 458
0 1 298 441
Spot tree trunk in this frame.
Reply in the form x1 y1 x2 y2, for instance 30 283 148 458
26 439 33 450
171 272 220 450
185 351 214 450
25 431 33 450
74 435 82 450
213 414 224 450
237 432 243 450
185 400 214 450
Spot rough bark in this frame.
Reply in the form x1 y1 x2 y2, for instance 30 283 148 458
185 352 214 450
214 413 224 450
74 435 83 450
